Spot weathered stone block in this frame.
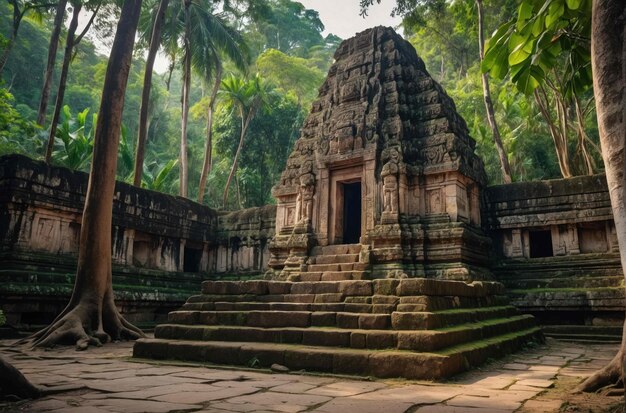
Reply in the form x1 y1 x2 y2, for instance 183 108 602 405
338 280 373 296
247 311 310 328
337 312 360 328
358 314 390 329
373 279 399 295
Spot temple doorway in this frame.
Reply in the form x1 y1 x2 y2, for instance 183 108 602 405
342 181 362 244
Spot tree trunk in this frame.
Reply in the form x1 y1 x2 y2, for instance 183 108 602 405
27 0 145 350
0 355 41 399
476 0 513 184
44 4 82 164
37 0 68 127
574 95 596 175
534 87 573 178
575 0 625 393
223 106 255 207
133 0 170 187
179 1 191 198
197 61 223 203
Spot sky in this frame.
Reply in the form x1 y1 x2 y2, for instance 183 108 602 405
297 0 402 39
77 1 403 73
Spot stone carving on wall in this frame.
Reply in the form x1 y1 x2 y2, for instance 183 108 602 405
426 189 442 214
381 147 400 223
296 161 316 225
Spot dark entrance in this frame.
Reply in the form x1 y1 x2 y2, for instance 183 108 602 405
342 182 361 244
184 246 202 272
529 230 553 258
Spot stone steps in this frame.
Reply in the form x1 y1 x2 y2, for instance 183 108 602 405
166 306 520 330
311 244 361 256
178 295 511 313
154 315 535 351
505 275 623 290
133 327 543 380
309 254 360 265
133 279 542 379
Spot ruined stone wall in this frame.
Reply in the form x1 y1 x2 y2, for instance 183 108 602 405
484 174 616 258
0 155 274 327
484 174 624 334
212 205 276 276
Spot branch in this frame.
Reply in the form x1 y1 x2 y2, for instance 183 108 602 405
74 3 100 46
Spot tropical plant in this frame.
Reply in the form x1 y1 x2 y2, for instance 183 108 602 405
51 105 95 171
44 1 101 163
0 87 41 156
219 73 271 208
142 158 179 191
481 0 596 177
0 0 54 76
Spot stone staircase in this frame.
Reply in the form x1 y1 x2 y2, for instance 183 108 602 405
494 254 624 341
293 244 368 282
133 278 543 380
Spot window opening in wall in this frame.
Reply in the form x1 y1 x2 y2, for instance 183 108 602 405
529 230 553 258
342 181 362 244
184 246 202 272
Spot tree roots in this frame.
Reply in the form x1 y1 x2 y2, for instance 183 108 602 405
574 350 624 394
22 301 144 351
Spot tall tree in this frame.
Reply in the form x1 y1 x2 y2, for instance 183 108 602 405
476 0 512 183
219 74 268 208
197 58 221 203
133 0 170 187
575 0 625 393
44 1 100 163
0 0 53 76
36 0 67 126
26 0 145 348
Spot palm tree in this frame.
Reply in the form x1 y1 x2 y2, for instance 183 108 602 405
133 0 170 187
219 74 270 208
160 0 249 198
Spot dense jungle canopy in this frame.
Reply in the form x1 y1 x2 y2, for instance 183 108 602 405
0 0 600 210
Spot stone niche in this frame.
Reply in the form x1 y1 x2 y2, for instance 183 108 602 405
268 26 491 281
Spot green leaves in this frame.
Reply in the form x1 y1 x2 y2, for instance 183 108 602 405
545 1 564 28
482 0 591 95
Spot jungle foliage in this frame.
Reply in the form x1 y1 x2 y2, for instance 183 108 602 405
0 0 602 210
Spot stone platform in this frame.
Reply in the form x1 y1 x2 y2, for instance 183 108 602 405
133 279 542 380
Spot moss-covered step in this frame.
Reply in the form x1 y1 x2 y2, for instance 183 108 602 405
153 315 535 351
133 327 543 380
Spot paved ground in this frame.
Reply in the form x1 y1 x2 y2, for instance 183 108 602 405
0 338 622 412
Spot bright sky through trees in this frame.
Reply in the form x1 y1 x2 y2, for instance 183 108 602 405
299 0 402 38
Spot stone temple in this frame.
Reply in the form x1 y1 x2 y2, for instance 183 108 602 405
1 27 623 378
267 26 489 282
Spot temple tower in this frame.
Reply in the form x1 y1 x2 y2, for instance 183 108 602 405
269 26 491 281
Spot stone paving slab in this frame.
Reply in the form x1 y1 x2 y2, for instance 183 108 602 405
0 338 623 412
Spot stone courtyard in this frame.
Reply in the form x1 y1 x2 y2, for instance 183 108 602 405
0 338 621 412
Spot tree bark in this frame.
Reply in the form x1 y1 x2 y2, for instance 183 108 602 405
476 0 513 184
133 0 170 187
197 61 222 203
0 355 41 399
27 0 145 349
37 0 68 127
179 0 191 198
223 104 256 207
575 0 625 394
44 4 82 164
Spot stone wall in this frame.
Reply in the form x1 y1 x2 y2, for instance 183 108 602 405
484 174 624 336
0 155 273 327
